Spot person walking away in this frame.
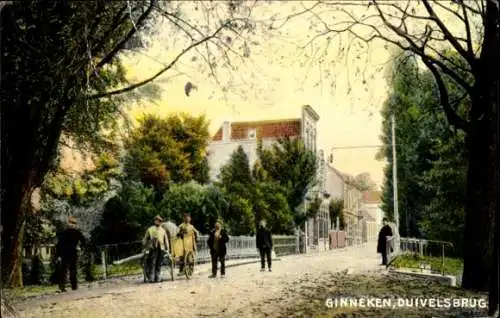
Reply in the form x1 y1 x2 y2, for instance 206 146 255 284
377 217 393 266
55 216 86 292
256 220 273 272
177 212 199 275
207 221 229 278
143 215 169 283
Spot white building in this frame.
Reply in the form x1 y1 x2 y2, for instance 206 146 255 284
208 105 331 249
360 191 385 242
207 105 320 180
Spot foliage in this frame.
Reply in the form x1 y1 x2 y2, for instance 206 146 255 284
42 152 121 206
160 181 228 233
92 181 156 245
1 0 256 287
217 146 256 234
123 113 210 197
328 198 345 230
348 172 377 192
257 137 318 225
28 255 45 286
392 254 464 277
253 181 294 235
217 145 295 234
379 53 468 249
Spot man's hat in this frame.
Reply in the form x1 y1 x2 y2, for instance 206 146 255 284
68 216 77 225
154 215 163 222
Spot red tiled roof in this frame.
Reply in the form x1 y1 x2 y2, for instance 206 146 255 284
211 119 301 141
362 191 382 204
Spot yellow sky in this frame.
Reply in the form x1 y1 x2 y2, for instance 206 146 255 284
120 1 470 187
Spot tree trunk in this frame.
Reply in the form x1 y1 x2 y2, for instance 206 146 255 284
1 179 34 288
462 119 496 291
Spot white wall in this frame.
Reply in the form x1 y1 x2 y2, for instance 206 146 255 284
325 167 344 200
361 202 384 231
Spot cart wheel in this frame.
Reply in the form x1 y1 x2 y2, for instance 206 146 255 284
184 252 195 279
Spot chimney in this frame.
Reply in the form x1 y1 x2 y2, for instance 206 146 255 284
222 121 231 141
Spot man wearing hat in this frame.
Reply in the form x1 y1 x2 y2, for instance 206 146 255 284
143 215 169 283
55 216 86 292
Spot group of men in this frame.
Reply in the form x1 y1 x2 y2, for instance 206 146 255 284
53 213 275 291
140 213 275 281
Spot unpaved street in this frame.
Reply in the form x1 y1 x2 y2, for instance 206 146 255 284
16 243 381 318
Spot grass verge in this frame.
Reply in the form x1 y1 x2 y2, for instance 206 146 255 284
392 254 463 276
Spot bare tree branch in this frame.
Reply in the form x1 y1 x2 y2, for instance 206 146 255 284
95 0 157 70
422 57 469 131
421 0 474 62
88 21 229 100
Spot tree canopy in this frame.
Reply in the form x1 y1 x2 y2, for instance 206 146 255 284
123 113 210 197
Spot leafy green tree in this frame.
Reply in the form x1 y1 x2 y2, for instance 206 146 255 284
349 173 377 192
217 146 257 234
0 1 158 287
124 114 210 198
328 198 345 230
0 0 254 286
257 137 318 226
219 146 254 190
253 181 294 235
160 181 227 234
92 181 156 245
379 53 467 251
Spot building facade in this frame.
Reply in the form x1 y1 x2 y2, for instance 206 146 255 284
360 191 385 242
208 105 332 250
342 175 363 245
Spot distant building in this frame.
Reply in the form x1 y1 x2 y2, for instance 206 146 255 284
207 105 319 181
360 190 384 242
208 105 331 250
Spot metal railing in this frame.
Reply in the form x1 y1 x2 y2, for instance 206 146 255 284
98 234 298 279
387 237 460 277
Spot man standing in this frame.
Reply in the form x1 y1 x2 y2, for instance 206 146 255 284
177 213 198 275
377 217 393 266
55 216 86 292
143 215 169 283
256 220 273 272
207 221 229 278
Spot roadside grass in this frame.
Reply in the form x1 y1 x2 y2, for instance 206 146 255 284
8 262 143 299
276 272 487 317
392 254 463 276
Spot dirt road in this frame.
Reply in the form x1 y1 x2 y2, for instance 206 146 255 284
16 243 381 318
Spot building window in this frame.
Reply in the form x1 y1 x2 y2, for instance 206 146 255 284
247 128 256 139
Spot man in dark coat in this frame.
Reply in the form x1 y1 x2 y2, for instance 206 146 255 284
207 221 229 278
377 217 393 266
55 216 86 292
256 219 273 272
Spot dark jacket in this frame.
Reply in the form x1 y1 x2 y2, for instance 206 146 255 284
207 229 229 256
377 224 393 254
56 227 86 258
256 227 273 250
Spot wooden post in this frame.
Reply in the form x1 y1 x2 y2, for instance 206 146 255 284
101 249 107 280
441 243 445 276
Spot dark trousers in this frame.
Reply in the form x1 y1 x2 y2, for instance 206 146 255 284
145 247 164 282
259 247 272 269
211 253 225 276
59 255 78 291
381 251 388 265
